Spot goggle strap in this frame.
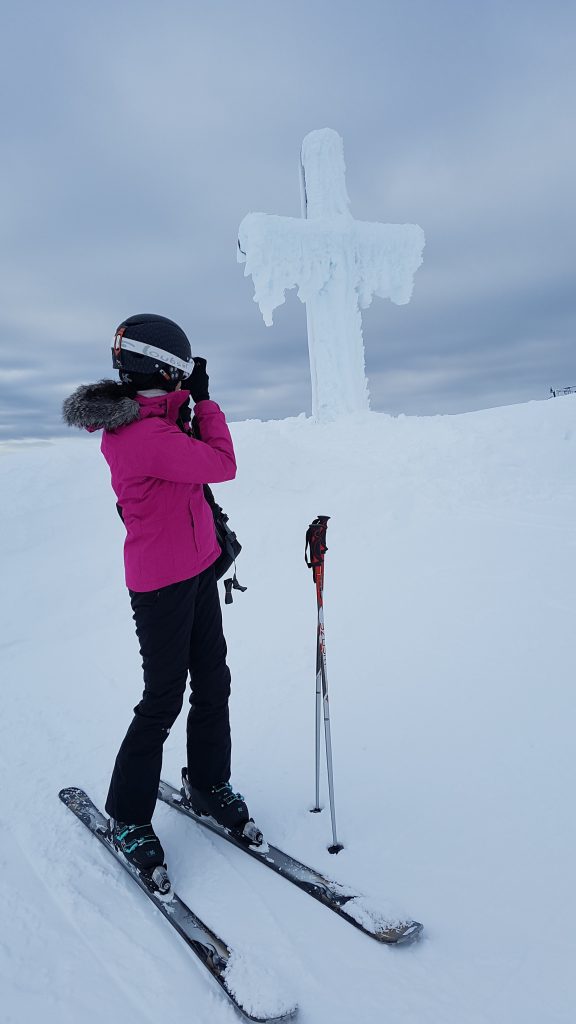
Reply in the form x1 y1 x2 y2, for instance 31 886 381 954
113 332 193 376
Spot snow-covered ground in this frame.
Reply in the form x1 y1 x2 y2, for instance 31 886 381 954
1 395 574 1024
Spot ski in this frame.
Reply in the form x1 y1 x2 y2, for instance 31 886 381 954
59 787 296 1023
158 778 423 944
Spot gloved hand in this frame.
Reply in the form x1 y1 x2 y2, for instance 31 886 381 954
186 357 210 403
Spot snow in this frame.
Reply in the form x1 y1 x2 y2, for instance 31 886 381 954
225 948 297 1021
300 129 351 221
338 894 408 935
1 395 575 1023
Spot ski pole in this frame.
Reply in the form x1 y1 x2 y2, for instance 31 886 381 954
305 516 343 854
305 517 327 815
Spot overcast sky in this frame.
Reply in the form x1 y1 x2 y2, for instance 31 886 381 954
0 0 574 439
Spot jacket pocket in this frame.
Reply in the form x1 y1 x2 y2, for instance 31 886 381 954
188 499 200 553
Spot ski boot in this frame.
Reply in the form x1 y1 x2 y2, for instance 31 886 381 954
109 820 171 897
181 768 264 847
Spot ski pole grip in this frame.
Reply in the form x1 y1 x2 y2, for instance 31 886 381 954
305 515 330 569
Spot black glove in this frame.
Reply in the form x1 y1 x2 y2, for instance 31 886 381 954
186 357 210 403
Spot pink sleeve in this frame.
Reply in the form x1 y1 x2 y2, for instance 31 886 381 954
130 401 236 484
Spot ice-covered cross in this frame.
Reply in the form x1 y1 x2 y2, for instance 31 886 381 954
238 128 425 422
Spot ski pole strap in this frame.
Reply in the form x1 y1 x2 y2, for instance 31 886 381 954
305 516 330 570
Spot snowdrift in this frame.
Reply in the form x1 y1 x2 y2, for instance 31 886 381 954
1 396 574 1024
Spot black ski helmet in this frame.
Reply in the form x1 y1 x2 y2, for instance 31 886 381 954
112 314 193 386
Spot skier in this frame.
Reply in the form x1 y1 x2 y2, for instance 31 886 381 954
63 314 255 892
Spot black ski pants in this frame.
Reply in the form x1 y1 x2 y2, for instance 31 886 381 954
105 566 231 825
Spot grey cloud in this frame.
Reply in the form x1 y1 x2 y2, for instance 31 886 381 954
1 0 575 438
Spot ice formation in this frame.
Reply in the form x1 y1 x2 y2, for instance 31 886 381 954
238 128 425 422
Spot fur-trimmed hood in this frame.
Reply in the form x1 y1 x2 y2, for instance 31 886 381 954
62 380 141 431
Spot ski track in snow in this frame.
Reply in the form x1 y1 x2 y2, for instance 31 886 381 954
1 825 151 1024
1 397 575 1024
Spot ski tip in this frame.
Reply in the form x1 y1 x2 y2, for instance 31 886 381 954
233 1005 298 1024
224 949 298 1023
380 919 424 945
228 996 299 1023
340 893 424 944
59 786 85 803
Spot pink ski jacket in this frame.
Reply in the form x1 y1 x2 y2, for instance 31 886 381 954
101 392 236 592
